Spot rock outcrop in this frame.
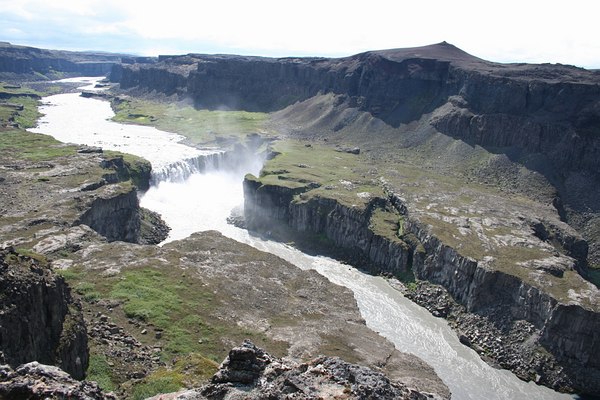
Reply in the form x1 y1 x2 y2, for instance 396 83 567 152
0 248 88 380
0 362 114 399
152 340 445 400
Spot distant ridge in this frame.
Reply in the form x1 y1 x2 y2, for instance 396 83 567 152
371 41 486 64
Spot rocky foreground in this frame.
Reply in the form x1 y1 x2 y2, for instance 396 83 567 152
0 341 442 400
149 340 441 400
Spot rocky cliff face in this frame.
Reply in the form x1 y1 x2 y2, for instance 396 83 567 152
0 42 121 79
76 188 141 243
73 152 167 245
0 248 88 380
112 43 600 182
243 175 600 395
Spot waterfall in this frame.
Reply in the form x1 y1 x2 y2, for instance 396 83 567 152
150 148 266 185
150 151 226 184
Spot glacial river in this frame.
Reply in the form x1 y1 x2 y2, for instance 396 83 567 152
32 77 576 400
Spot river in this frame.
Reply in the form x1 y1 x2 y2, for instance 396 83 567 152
31 77 576 400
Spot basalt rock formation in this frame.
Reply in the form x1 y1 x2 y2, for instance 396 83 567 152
0 362 114 400
0 42 122 79
0 248 88 380
112 42 600 269
111 42 600 183
242 173 600 394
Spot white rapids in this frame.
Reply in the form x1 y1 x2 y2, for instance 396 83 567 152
31 77 577 400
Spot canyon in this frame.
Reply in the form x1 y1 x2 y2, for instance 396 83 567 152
109 42 600 396
0 41 599 399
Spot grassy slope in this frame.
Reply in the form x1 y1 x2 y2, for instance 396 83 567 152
111 97 269 145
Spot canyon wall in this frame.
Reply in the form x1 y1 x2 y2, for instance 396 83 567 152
0 42 121 78
112 43 600 182
243 176 600 394
0 248 88 379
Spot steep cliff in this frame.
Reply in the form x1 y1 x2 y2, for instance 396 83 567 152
0 42 122 79
113 43 600 269
242 141 600 395
0 248 88 379
112 42 600 182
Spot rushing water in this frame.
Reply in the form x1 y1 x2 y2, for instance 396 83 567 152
32 77 576 400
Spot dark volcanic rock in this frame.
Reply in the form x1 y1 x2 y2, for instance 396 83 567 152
0 41 121 78
114 45 600 259
0 248 88 380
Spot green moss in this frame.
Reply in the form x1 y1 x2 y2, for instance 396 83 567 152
129 353 218 399
109 268 217 358
87 353 118 392
111 98 269 145
257 140 383 208
101 151 152 190
15 248 48 265
74 282 101 302
130 370 183 400
0 130 77 162
55 267 82 281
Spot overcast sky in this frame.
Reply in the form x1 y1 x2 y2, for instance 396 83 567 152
1 0 598 68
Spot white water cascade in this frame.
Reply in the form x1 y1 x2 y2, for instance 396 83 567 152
32 78 578 400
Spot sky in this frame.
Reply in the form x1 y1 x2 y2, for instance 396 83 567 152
0 0 598 68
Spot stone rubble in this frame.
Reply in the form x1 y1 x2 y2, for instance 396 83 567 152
395 279 573 392
149 340 444 400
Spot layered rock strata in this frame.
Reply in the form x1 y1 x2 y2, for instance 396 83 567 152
112 42 600 272
0 248 88 379
0 41 121 78
243 174 600 395
111 42 600 184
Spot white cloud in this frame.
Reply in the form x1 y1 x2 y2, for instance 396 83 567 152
0 0 598 67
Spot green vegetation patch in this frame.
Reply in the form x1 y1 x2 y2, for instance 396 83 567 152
0 82 45 129
111 98 269 145
259 140 384 207
110 267 215 356
130 354 218 400
87 353 118 392
0 96 41 129
0 82 43 96
103 150 152 190
0 129 76 161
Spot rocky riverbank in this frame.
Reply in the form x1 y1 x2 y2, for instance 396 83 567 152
393 280 572 392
